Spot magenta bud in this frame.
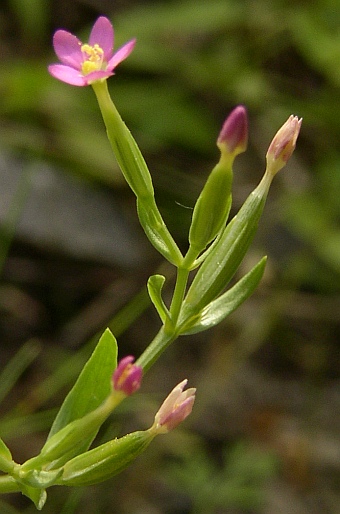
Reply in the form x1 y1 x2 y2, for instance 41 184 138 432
217 105 248 157
152 379 196 434
266 115 302 176
112 356 142 396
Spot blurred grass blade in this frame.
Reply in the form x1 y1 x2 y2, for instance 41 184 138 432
0 340 41 407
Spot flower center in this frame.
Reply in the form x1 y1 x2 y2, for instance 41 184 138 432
81 43 105 75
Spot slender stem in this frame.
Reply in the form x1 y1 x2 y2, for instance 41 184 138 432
166 244 200 329
167 266 189 329
136 327 176 373
136 244 202 372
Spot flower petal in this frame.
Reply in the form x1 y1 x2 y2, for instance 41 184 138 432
53 30 83 68
89 16 114 61
107 39 136 71
83 70 114 85
48 64 87 86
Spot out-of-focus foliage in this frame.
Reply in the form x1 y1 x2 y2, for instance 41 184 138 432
0 0 339 512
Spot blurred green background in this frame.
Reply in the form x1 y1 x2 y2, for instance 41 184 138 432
0 0 339 512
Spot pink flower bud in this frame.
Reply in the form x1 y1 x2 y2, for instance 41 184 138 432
153 379 196 434
112 356 142 396
217 105 248 157
266 115 302 176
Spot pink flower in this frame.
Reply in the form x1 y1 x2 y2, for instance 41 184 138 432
153 379 196 434
48 16 136 86
113 356 142 396
217 105 248 157
266 115 302 175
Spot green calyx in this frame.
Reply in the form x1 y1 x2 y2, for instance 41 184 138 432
59 429 155 487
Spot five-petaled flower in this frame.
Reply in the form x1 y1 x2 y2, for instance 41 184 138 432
48 16 136 86
152 379 196 434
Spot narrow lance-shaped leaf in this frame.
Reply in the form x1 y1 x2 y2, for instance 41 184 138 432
47 329 117 445
0 438 13 474
147 275 171 323
180 256 266 335
180 172 272 323
137 199 183 265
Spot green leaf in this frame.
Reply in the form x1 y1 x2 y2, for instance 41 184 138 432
181 257 266 335
137 199 183 265
0 438 12 463
19 484 47 510
147 275 170 323
180 173 271 321
0 438 14 474
48 328 118 440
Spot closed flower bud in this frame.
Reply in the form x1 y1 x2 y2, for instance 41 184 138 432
113 356 142 396
266 115 302 176
217 105 248 159
152 379 196 434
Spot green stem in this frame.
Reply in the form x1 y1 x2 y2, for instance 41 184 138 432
0 475 20 493
166 244 200 329
136 326 177 373
137 245 201 371
167 266 189 330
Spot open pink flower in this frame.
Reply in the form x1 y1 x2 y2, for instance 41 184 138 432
48 16 136 86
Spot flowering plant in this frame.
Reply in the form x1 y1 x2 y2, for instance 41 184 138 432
0 16 301 509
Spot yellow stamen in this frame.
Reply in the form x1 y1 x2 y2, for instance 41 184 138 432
81 43 105 75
